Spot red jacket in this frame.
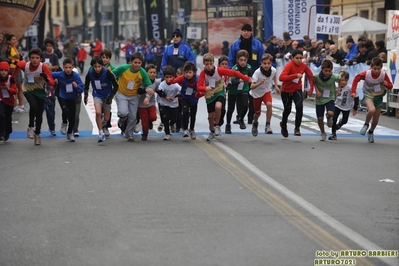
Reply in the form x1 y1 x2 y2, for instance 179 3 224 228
92 41 103 57
0 75 18 106
76 48 87 62
279 61 314 93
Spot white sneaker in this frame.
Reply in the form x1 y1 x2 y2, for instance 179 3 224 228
27 127 35 139
61 123 67 135
73 132 79 137
163 134 171 141
320 133 326 141
67 133 75 142
98 133 105 143
214 125 221 136
103 127 110 137
207 132 215 141
34 134 41 145
190 130 196 140
183 130 189 137
134 124 140 133
15 106 27 113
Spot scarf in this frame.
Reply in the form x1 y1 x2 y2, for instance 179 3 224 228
239 36 252 64
260 67 271 77
319 71 331 82
205 67 215 77
173 40 182 49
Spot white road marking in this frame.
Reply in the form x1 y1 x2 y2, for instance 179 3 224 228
211 139 399 266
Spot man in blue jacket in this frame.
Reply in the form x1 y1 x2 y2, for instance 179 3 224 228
228 23 264 124
161 29 196 77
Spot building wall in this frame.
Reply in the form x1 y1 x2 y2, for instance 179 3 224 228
330 0 386 47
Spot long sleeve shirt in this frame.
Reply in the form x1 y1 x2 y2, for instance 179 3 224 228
351 70 393 96
0 75 17 106
197 66 251 104
112 64 152 96
14 61 55 99
279 61 314 93
52 71 84 100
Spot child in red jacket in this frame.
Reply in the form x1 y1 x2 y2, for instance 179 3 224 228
279 49 314 137
0 61 18 141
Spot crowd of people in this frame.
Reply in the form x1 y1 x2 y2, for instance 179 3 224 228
0 24 393 145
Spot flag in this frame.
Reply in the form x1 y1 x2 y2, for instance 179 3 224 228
145 0 165 40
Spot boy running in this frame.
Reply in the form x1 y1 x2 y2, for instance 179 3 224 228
84 56 118 142
112 52 152 142
250 53 280 136
351 57 393 143
197 53 251 141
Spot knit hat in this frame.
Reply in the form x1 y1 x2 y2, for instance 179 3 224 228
0 61 10 71
358 36 366 42
241 24 252 31
346 36 354 43
292 41 299 46
172 29 182 37
291 49 303 58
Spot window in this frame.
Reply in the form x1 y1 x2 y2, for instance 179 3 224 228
56 0 60 16
74 2 78 16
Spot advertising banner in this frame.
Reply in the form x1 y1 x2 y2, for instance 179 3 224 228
206 0 253 56
145 0 165 40
264 0 322 40
0 0 45 40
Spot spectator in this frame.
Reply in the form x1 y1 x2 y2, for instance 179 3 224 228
350 42 368 65
0 30 9 62
76 44 87 73
378 52 387 63
308 39 318 58
328 44 347 65
324 39 334 55
365 39 379 65
265 35 279 67
221 40 229 56
375 40 387 54
357 36 366 46
228 23 264 124
344 36 358 62
199 39 209 56
161 28 195 75
91 38 103 57
121 39 135 64
282 31 294 54
112 38 121 62
63 35 77 62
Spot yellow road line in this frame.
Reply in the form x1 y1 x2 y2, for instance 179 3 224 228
194 139 374 265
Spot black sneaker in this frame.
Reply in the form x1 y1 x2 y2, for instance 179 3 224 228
239 121 246 129
280 122 288 138
141 134 148 141
149 122 153 130
232 120 239 124
328 134 337 140
336 118 342 130
252 122 258 137
294 129 301 136
225 124 232 134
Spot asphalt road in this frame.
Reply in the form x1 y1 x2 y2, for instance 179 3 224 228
0 58 398 266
